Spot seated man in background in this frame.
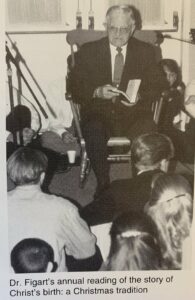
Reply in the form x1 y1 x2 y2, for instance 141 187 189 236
11 238 57 273
8 147 102 272
71 5 165 197
81 133 174 226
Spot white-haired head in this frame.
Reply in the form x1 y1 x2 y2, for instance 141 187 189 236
105 5 141 47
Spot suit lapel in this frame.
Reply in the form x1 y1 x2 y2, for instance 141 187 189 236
99 38 112 84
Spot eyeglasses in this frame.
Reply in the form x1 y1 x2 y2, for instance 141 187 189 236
108 26 131 34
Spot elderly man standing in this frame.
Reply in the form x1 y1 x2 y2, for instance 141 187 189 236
71 5 164 196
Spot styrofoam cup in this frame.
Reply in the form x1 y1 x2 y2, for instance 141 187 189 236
67 150 76 164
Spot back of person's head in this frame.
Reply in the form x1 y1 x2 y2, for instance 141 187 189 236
131 133 174 172
105 212 161 271
11 238 57 273
6 105 31 134
145 174 193 269
7 147 48 186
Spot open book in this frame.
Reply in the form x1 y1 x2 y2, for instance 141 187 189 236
117 79 141 103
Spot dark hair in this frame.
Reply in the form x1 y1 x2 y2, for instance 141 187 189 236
105 212 161 270
11 238 57 273
6 105 31 133
131 133 174 169
7 147 48 185
106 5 142 30
159 59 182 86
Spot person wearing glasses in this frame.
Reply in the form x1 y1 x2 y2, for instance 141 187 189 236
71 5 165 197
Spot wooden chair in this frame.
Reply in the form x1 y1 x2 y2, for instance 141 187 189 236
66 29 164 187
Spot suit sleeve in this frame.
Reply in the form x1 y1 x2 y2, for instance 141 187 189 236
70 45 97 105
138 45 167 110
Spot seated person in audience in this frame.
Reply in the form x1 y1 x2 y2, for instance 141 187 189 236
8 147 102 272
145 173 193 270
6 83 79 159
6 104 79 191
81 133 174 226
102 212 161 271
11 238 57 273
6 105 33 157
6 104 79 158
161 80 195 165
158 59 185 131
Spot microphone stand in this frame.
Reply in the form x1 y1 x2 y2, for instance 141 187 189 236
6 33 57 118
158 33 195 45
5 43 48 119
6 44 17 146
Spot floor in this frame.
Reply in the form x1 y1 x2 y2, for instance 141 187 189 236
49 162 132 207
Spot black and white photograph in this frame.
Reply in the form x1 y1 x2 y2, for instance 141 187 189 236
1 0 195 296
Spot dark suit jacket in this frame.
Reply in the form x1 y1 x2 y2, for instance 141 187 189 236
71 37 165 121
80 169 163 226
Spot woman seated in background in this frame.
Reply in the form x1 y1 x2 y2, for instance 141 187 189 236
158 59 185 132
171 79 195 165
158 61 195 165
145 173 193 270
102 212 162 271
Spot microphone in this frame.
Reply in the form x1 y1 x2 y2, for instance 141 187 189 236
159 33 195 45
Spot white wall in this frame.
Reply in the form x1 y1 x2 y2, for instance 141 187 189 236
6 0 194 127
189 0 195 81
6 33 72 130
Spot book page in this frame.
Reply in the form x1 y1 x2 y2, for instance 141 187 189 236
117 79 141 103
125 79 141 103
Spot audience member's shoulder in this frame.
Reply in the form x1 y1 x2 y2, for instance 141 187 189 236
46 193 78 212
45 192 72 205
7 188 18 199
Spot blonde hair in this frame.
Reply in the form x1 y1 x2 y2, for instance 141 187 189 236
131 133 174 170
105 212 161 271
7 147 48 186
145 174 193 269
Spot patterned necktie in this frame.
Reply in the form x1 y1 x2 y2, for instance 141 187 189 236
113 47 124 87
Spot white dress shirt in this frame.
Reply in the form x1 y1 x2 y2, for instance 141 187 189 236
109 43 127 81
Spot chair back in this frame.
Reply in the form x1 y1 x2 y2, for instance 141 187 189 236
66 29 161 68
66 29 158 47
